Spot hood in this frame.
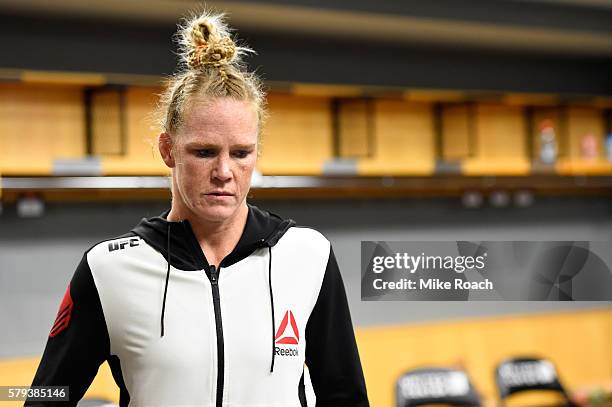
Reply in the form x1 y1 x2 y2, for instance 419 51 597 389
131 204 295 270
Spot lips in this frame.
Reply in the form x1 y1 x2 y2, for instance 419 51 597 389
205 191 233 196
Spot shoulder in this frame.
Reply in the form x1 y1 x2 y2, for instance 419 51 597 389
84 232 166 298
276 226 331 259
86 232 141 262
67 233 144 309
283 225 329 245
85 232 161 276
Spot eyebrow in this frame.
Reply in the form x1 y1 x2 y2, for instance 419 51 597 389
232 144 257 150
185 142 256 149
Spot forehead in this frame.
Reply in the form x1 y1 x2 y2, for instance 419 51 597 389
179 97 258 143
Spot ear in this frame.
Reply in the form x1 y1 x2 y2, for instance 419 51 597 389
158 132 176 168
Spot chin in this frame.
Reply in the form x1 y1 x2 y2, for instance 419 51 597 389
194 203 239 223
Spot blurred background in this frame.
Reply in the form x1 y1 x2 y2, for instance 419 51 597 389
0 0 611 406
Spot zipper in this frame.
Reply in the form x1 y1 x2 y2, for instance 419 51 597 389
180 222 226 407
209 265 224 407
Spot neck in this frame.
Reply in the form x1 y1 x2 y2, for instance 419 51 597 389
167 201 249 266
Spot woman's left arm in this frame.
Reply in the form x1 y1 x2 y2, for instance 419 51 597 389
304 246 370 407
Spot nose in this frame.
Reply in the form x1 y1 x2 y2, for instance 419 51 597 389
212 154 232 182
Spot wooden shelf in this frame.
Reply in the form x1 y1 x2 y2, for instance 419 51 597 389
357 160 435 176
556 159 612 176
101 159 168 176
2 158 612 178
1 175 611 202
462 158 531 176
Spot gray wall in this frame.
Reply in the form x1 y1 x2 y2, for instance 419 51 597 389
1 197 611 357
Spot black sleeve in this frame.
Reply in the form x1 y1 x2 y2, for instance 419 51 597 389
305 247 370 407
26 254 110 406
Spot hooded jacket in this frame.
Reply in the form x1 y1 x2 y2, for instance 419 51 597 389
27 205 369 407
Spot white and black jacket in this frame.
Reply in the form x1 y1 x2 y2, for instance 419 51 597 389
27 205 369 407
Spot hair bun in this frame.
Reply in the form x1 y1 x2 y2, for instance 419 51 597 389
179 12 244 70
188 36 236 68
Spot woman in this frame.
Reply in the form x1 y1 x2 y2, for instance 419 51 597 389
28 10 369 407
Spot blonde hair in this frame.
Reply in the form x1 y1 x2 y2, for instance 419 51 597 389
157 10 266 138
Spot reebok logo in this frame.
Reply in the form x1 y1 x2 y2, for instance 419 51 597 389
275 310 299 357
275 310 299 344
108 238 140 252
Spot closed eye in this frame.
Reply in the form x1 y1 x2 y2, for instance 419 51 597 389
232 150 252 159
195 149 216 158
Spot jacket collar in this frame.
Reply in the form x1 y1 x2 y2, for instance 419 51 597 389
131 204 295 271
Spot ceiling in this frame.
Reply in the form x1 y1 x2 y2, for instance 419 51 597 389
1 0 612 56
